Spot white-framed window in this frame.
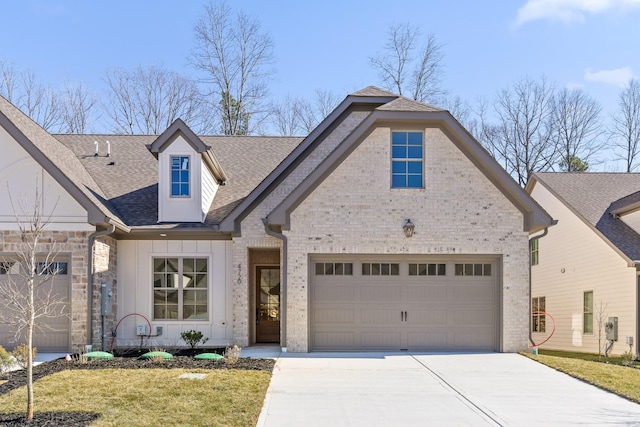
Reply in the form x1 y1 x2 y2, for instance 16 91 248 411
170 155 190 197
153 257 208 320
583 291 593 334
531 239 539 266
391 131 423 188
532 296 546 332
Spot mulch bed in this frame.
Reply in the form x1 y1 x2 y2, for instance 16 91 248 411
0 354 275 426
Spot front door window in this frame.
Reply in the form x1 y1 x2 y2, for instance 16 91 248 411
256 266 280 343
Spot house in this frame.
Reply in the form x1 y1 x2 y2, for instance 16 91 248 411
527 172 640 356
0 86 553 353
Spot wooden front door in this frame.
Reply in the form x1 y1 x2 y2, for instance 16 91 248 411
256 266 281 343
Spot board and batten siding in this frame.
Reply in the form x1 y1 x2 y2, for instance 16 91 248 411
116 239 233 347
0 125 92 231
530 183 637 356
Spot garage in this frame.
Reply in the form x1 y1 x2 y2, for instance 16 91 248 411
0 257 71 352
310 256 499 351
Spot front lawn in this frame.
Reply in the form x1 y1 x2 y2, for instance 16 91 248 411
523 350 640 404
0 368 271 426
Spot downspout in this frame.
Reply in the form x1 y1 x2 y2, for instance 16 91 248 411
262 218 287 351
87 224 116 349
528 226 552 347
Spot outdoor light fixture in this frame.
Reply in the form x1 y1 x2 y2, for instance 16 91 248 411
403 219 415 238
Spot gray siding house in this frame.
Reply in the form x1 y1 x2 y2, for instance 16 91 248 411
0 87 552 353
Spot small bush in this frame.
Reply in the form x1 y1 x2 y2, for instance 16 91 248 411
620 351 637 367
12 344 36 369
0 345 14 374
224 344 241 365
180 330 208 349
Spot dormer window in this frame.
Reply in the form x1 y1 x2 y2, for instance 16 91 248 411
171 156 190 197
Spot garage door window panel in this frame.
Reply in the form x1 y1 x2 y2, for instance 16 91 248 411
409 263 446 276
315 262 353 276
455 263 492 276
362 263 399 276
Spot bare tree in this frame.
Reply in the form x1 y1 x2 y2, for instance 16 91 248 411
489 76 557 186
103 65 209 134
553 88 602 172
594 300 609 357
0 185 65 420
191 1 274 135
270 89 340 136
59 81 98 134
610 79 640 172
0 60 62 132
370 24 446 104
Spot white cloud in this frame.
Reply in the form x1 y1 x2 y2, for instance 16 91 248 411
515 0 640 26
584 67 634 87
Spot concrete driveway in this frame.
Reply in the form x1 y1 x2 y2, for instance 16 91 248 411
257 352 640 427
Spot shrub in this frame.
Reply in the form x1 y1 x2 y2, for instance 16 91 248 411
12 344 37 369
180 330 208 349
620 351 637 367
224 344 241 365
0 345 14 374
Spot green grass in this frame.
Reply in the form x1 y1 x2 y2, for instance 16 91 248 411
0 368 272 426
523 350 640 403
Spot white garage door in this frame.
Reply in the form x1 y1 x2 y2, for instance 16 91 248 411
310 257 499 351
0 258 71 352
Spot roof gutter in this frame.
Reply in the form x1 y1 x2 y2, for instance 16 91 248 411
262 218 287 351
87 223 116 348
528 224 555 348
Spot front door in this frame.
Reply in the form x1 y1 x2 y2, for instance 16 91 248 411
256 266 281 343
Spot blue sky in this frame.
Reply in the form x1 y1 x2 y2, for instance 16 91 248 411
1 0 640 167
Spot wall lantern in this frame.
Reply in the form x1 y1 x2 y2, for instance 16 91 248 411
403 219 415 238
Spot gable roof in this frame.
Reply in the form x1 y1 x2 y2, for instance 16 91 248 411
55 133 301 231
527 172 640 265
261 90 553 234
148 118 227 184
0 95 127 231
218 87 399 234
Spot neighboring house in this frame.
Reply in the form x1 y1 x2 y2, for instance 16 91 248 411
0 87 552 353
527 172 640 357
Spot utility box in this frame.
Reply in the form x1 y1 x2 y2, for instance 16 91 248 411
101 283 113 315
136 324 148 336
605 317 618 341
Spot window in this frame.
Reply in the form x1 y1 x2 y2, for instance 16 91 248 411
391 131 423 188
36 262 68 275
532 297 546 332
531 239 539 266
315 262 353 275
409 263 446 276
170 156 190 197
153 257 207 320
0 262 15 274
362 263 400 276
583 291 593 334
454 263 492 276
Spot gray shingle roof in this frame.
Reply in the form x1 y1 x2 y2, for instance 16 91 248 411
376 97 443 112
533 172 640 262
350 86 398 97
0 96 124 227
54 134 301 227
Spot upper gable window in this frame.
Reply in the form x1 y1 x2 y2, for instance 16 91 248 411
391 131 423 188
171 156 190 197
